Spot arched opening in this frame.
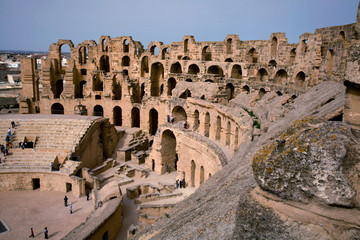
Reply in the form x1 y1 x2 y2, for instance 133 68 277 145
234 127 239 148
231 64 242 79
185 79 193 82
242 85 250 93
172 106 187 122
59 44 71 71
300 39 308 54
140 83 145 100
122 56 130 66
161 130 177 174
259 88 266 99
123 39 129 52
161 48 168 60
202 46 212 61
131 107 140 128
149 108 158 135
204 112 210 137
76 80 86 99
184 39 189 52
78 46 87 65
92 75 103 91
256 68 268 82
150 62 164 96
268 60 277 69
226 38 233 54
226 83 235 101
193 110 200 131
200 166 205 185
295 71 306 87
179 89 191 99
247 48 258 63
170 62 182 73
276 91 283 96
207 65 224 77
150 45 159 55
271 37 278 56
327 49 334 76
191 160 196 187
141 56 149 77
152 159 155 171
167 78 176 96
225 58 233 62
216 116 221 141
102 38 109 52
201 95 205 100
112 77 121 100
339 31 345 40
275 69 288 84
54 79 63 98
188 64 200 75
289 48 296 64
205 79 214 83
226 121 231 146
99 55 110 72
93 105 103 116
182 56 190 60
113 106 122 126
51 103 64 114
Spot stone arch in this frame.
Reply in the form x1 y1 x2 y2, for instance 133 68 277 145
289 48 296 64
188 64 200 75
242 85 250 93
259 88 266 99
93 105 103 116
300 39 308 54
271 36 278 56
204 112 210 137
101 38 109 52
339 31 345 40
327 49 334 76
202 46 212 61
191 160 196 187
167 78 176 96
122 56 130 66
92 75 103 91
161 48 168 60
231 64 242 79
78 46 88 65
274 69 288 84
58 43 72 71
179 89 191 99
200 166 205 185
150 62 164 96
247 48 258 63
99 55 110 72
123 39 129 52
112 77 121 100
76 80 86 99
205 79 214 83
170 62 182 73
256 68 268 82
141 56 149 77
150 45 159 55
172 106 187 122
182 56 190 60
149 108 158 136
226 83 235 101
131 107 140 127
268 60 277 69
216 116 221 141
113 106 122 126
207 65 224 77
193 110 200 131
54 79 63 98
184 39 189 52
51 103 64 114
225 58 233 62
295 71 306 87
226 38 233 54
226 121 231 146
161 130 177 174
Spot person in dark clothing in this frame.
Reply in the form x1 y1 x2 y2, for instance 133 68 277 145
86 191 90 201
44 227 48 239
11 121 15 128
29 227 34 238
64 196 68 206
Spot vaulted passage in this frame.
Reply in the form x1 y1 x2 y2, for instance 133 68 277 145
131 107 140 128
100 55 110 72
231 65 242 79
113 106 122 126
149 108 158 135
51 103 64 114
207 65 224 77
170 62 182 73
167 78 176 96
204 112 210 137
216 116 221 141
161 130 177 174
150 62 164 96
188 64 200 75
191 160 196 187
93 75 103 91
193 110 200 131
93 105 104 116
172 106 187 122
275 69 288 84
54 79 63 98
226 83 235 101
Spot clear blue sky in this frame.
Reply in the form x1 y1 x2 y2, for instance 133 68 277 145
0 0 358 52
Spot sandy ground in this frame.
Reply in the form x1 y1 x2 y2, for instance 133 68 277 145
0 190 93 240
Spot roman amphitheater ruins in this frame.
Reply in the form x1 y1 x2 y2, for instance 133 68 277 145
0 2 360 240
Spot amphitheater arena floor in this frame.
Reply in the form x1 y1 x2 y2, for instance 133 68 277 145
0 190 93 239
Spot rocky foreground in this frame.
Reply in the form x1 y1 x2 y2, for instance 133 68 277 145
131 81 360 240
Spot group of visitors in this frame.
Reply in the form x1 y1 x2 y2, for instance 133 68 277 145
175 178 186 188
28 227 48 238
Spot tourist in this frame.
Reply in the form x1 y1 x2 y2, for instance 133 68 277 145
64 195 68 206
86 190 90 201
176 179 179 189
29 227 34 238
171 116 174 123
184 121 188 129
44 227 48 239
179 180 183 188
51 162 54 171
69 203 73 214
11 121 15 128
7 128 11 135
